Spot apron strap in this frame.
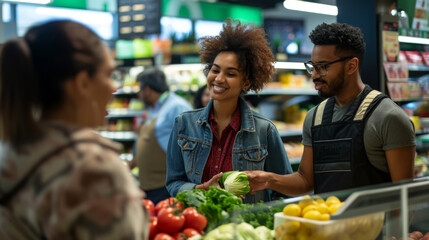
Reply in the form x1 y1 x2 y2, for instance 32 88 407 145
314 99 328 126
353 90 382 121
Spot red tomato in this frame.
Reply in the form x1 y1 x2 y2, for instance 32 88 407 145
155 197 183 216
157 207 185 234
172 232 186 240
182 207 207 232
154 233 175 240
149 216 158 240
182 228 201 238
142 199 155 216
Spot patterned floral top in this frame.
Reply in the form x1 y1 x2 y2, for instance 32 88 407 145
0 121 149 240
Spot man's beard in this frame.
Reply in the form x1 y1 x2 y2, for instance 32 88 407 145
314 70 345 99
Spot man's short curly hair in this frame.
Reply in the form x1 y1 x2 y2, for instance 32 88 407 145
309 23 365 67
198 18 275 93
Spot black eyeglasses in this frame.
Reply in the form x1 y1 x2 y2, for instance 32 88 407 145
304 56 354 76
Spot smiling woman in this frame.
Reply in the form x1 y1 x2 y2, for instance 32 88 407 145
166 18 293 204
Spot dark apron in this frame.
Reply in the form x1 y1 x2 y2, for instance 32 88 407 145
311 85 392 194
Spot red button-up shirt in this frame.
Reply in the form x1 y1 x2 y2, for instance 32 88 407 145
202 105 241 183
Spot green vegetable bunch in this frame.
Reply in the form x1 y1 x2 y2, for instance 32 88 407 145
176 186 243 232
219 171 251 196
231 200 283 230
203 222 274 240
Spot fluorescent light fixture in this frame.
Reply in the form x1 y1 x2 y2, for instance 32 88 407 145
274 61 306 70
3 0 52 4
35 7 113 25
398 35 429 45
2 3 12 23
283 0 338 16
163 64 204 72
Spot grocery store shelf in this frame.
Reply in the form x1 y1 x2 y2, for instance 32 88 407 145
398 35 429 45
247 88 317 96
98 131 137 141
278 129 303 137
115 57 155 68
274 61 306 70
170 84 200 93
120 153 133 161
392 97 429 103
408 64 429 72
415 128 429 135
163 60 310 72
113 86 139 95
106 109 144 118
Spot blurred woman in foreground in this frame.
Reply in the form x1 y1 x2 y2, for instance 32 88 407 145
0 20 148 240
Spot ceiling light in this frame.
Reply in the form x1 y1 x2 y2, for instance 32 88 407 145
283 0 338 16
274 61 306 70
163 64 204 72
398 36 429 45
2 0 52 4
5 0 52 4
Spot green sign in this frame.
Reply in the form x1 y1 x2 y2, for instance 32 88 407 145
48 0 86 9
162 0 262 26
48 0 116 12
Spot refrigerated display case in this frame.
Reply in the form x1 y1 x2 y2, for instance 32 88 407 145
222 176 429 240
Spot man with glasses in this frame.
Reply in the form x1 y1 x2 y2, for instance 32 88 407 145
246 22 415 195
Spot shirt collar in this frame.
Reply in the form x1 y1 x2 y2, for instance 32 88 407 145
208 103 241 131
199 97 255 132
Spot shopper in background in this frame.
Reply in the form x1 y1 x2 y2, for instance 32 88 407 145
193 84 210 109
128 67 192 205
246 22 416 196
166 18 293 203
0 20 148 239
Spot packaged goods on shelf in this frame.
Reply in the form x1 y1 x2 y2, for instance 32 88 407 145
284 142 304 159
414 155 429 177
278 73 312 89
405 51 424 65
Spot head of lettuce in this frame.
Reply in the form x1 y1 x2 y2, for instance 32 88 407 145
219 171 251 196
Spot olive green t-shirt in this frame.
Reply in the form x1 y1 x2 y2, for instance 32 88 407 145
302 95 416 172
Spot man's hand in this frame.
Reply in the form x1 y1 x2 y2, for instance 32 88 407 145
244 171 272 194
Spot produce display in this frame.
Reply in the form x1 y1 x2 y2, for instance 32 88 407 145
274 195 384 240
389 231 429 240
175 186 283 232
142 197 206 240
200 222 275 240
142 191 428 240
175 186 243 232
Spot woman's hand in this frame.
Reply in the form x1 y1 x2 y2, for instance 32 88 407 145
243 170 272 194
196 172 223 190
206 172 223 189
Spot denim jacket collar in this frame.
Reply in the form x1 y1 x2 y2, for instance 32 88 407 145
196 97 255 132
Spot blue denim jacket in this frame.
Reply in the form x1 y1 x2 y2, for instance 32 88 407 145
166 97 293 203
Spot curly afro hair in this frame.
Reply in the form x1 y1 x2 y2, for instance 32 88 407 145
309 23 365 67
198 18 275 93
